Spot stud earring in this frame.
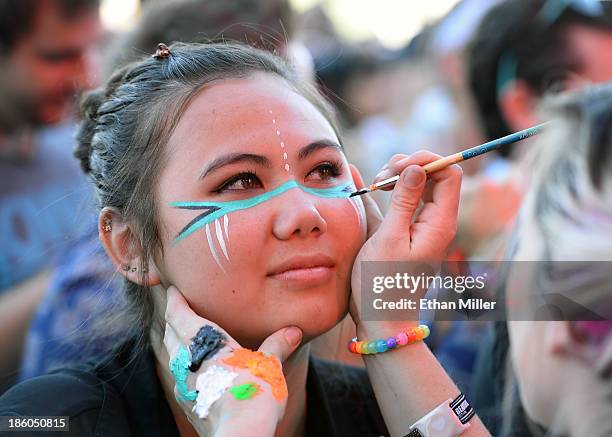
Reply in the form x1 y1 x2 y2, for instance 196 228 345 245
103 218 112 232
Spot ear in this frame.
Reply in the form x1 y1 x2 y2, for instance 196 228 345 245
498 79 540 133
98 207 161 286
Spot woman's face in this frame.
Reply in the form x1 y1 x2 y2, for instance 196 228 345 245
155 72 366 348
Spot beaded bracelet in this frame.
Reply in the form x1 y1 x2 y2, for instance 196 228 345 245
348 324 430 355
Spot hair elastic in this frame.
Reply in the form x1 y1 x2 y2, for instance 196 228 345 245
153 42 170 59
348 324 430 355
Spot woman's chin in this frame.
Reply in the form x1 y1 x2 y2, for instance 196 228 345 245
292 308 349 345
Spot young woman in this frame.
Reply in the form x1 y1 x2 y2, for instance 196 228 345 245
0 42 489 437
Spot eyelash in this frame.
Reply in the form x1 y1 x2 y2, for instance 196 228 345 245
215 160 344 193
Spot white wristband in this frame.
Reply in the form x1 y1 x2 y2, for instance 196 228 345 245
405 393 474 437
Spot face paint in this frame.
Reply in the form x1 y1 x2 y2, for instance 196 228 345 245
205 222 225 272
171 180 354 242
188 325 227 372
230 382 261 400
223 348 288 401
269 109 290 172
170 345 198 402
192 365 238 419
223 214 229 240
214 218 230 261
349 196 364 228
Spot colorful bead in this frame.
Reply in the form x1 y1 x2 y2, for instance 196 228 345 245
355 341 363 354
347 325 430 355
396 332 409 346
375 340 388 353
367 341 378 354
407 330 417 343
421 325 430 338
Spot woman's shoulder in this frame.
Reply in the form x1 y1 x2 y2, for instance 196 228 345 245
0 366 106 417
0 343 148 437
0 366 117 436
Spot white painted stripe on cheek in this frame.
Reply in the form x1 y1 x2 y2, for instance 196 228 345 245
223 214 229 240
205 223 225 271
215 218 230 261
349 197 363 226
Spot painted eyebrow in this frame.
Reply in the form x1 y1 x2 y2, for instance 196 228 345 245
198 140 343 180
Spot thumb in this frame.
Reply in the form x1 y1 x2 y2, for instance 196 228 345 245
258 326 303 363
384 165 426 231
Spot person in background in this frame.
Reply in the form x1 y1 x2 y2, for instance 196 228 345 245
506 82 612 437
465 0 612 434
0 0 103 391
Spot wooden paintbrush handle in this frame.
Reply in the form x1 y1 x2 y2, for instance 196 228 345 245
422 153 463 174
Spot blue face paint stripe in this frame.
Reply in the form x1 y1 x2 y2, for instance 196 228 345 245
171 181 354 242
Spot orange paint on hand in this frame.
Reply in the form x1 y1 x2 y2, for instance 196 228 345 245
223 349 288 401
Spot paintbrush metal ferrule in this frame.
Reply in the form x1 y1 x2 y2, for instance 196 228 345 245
372 174 400 190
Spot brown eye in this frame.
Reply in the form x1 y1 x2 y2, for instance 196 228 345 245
218 172 262 192
306 161 342 182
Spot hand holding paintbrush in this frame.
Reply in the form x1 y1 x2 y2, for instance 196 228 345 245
349 122 550 198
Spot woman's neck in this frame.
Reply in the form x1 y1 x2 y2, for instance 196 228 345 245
150 325 310 437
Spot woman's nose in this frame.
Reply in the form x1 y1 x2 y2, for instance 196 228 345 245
272 190 328 240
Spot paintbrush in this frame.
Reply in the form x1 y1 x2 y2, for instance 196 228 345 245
349 122 550 198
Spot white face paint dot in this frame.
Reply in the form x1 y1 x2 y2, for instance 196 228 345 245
269 110 290 173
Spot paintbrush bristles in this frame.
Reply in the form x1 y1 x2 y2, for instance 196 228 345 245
349 188 369 197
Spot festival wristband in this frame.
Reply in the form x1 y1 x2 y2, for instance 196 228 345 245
404 393 475 437
348 324 430 355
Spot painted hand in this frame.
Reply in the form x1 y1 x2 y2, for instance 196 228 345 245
163 286 302 437
349 151 462 334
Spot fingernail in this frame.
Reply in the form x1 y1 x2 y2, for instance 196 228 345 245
284 327 302 346
402 165 424 186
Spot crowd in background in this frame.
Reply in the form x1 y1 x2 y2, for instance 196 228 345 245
1 1 611 436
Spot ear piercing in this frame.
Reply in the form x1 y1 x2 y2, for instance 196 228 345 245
121 265 148 274
103 218 112 232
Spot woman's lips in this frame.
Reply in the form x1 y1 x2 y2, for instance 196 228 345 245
267 255 335 285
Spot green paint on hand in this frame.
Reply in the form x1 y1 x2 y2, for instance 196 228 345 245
229 382 260 400
170 345 198 402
